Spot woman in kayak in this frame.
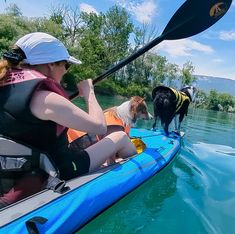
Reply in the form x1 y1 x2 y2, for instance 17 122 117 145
0 32 136 207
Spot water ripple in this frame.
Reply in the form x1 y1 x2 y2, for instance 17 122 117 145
174 141 235 234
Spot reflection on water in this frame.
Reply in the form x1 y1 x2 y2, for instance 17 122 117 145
76 95 235 234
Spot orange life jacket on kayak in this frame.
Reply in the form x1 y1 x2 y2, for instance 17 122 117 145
103 109 131 136
67 109 131 145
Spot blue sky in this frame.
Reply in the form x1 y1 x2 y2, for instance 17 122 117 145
1 0 235 80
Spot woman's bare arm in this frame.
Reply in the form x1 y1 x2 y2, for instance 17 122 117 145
30 90 107 135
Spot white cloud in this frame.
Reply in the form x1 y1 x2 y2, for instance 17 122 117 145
219 30 235 41
115 0 157 23
212 58 224 63
80 3 98 15
132 0 157 23
155 39 214 57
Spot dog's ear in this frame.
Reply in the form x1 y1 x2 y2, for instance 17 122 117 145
130 100 138 112
138 97 145 104
152 85 166 100
141 97 146 102
142 95 147 101
130 102 138 123
131 96 145 104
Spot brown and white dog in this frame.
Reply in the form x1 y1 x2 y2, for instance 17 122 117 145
103 96 153 136
101 96 153 165
67 96 153 149
152 85 197 135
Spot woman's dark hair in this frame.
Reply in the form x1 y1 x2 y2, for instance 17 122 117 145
0 47 26 81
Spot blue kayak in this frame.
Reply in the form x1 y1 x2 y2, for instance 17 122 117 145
0 128 182 233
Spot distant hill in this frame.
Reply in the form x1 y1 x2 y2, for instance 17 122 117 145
195 75 235 97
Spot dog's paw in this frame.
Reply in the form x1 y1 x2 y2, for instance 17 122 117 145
172 130 180 136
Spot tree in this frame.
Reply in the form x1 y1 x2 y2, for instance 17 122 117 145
165 63 179 87
103 6 134 73
0 9 30 51
195 89 207 108
121 23 159 86
30 17 64 40
49 4 83 47
5 3 22 17
75 12 106 80
218 93 235 112
207 89 219 111
179 61 197 87
49 5 64 25
0 3 198 99
150 54 168 87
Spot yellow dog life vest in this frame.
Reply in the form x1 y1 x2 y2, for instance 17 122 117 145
169 88 190 113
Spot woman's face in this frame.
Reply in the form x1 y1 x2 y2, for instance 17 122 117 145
49 61 69 82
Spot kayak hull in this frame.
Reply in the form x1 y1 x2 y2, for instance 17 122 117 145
0 128 182 233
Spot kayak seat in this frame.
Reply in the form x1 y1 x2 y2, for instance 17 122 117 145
0 135 69 205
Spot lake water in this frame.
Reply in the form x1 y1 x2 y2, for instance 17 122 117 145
75 95 235 234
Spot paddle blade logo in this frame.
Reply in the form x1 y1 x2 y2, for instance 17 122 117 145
209 2 228 18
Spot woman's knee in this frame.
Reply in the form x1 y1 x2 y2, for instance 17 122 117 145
105 131 136 155
105 131 129 145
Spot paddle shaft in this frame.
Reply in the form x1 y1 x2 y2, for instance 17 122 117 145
69 18 189 100
69 0 232 100
93 16 193 85
69 19 188 99
69 35 164 100
93 35 164 85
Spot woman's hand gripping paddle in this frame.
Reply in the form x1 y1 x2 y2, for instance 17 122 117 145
70 0 232 100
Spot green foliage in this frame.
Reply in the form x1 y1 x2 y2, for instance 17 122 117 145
180 61 197 87
77 12 106 80
5 3 22 17
103 6 134 66
196 89 235 112
217 93 235 112
207 89 220 111
49 8 64 25
1 3 233 112
195 89 207 108
119 83 151 99
150 55 168 87
95 80 117 95
0 14 30 51
30 18 64 39
165 63 180 87
95 80 151 100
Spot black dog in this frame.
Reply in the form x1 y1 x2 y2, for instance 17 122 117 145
152 85 197 135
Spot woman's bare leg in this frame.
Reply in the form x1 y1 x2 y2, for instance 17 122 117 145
85 131 136 172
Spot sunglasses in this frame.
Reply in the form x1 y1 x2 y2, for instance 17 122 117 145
65 62 71 70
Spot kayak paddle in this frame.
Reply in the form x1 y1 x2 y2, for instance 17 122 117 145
69 0 232 99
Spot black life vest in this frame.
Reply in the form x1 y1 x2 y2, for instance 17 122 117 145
0 69 87 182
0 69 66 150
0 69 69 197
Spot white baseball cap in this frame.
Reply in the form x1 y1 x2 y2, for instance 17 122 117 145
15 32 82 65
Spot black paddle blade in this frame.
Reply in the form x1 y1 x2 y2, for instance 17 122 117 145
162 0 232 40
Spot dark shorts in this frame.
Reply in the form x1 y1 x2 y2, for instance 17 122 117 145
50 145 90 181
